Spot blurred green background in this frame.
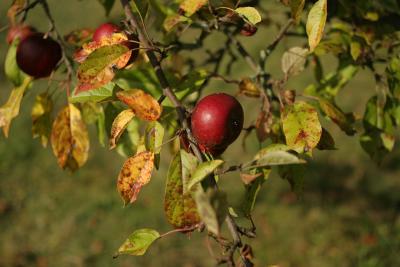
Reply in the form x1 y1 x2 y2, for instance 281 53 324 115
1 1 400 267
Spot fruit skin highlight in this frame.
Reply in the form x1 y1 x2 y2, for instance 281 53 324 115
92 23 121 42
191 93 244 156
16 33 62 78
6 25 36 44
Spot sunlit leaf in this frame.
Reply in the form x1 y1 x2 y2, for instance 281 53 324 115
194 188 228 236
77 43 131 91
116 89 162 121
145 121 165 154
164 150 201 229
163 14 190 32
109 109 136 149
117 228 160 256
5 39 27 86
253 150 306 167
187 160 224 191
281 101 322 153
31 93 53 147
70 82 117 103
281 47 309 78
0 77 31 137
51 104 90 171
235 7 262 25
306 0 327 51
179 0 207 16
239 78 261 98
117 151 155 205
254 144 290 160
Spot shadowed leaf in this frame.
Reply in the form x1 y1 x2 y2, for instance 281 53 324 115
290 0 305 23
31 93 53 147
117 151 155 205
318 98 356 135
194 189 228 236
187 160 224 191
164 150 200 229
281 47 309 78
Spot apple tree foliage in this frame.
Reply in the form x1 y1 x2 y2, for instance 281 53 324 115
2 0 400 265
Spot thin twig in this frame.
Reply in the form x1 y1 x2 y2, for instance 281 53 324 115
39 0 74 95
159 224 201 238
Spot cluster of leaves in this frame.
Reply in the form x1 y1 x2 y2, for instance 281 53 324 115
1 0 400 264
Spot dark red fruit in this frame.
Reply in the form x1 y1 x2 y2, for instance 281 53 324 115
92 23 121 42
191 93 244 156
240 24 258 36
6 24 36 44
16 33 62 78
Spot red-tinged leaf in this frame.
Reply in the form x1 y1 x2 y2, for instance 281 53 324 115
116 89 162 121
77 43 130 91
109 109 135 149
164 150 201 229
7 0 26 24
117 151 155 205
0 77 31 137
64 28 93 47
31 92 53 147
51 104 90 171
281 101 322 153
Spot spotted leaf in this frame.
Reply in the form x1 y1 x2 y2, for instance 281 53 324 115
116 89 161 121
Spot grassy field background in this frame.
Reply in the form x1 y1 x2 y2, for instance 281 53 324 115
1 1 400 267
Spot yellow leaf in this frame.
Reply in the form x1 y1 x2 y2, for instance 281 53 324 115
117 151 155 205
116 89 162 121
109 109 135 149
239 78 261 98
31 92 53 147
51 104 90 171
306 0 327 52
0 77 31 137
179 0 207 17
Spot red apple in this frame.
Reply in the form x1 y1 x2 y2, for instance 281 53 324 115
240 24 258 36
16 33 62 78
92 23 121 42
6 24 36 44
191 93 244 156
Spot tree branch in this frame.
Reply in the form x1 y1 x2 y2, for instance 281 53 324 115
119 3 245 266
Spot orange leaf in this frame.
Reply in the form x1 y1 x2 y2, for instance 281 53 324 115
109 109 135 149
116 89 162 121
117 151 155 205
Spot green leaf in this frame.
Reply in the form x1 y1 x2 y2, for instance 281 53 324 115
70 82 117 103
290 0 305 23
194 189 228 236
77 44 129 90
31 92 53 147
164 150 201 229
187 160 224 191
0 77 31 137
115 67 162 98
306 0 327 51
363 96 394 134
81 102 106 146
235 7 262 25
281 47 309 78
316 128 336 150
145 121 165 154
253 150 306 167
254 143 290 160
386 55 400 99
175 69 208 93
163 14 191 32
360 131 395 164
242 168 271 216
4 39 28 86
97 0 115 16
350 38 362 61
278 164 306 196
281 101 322 153
318 98 356 135
117 228 160 256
